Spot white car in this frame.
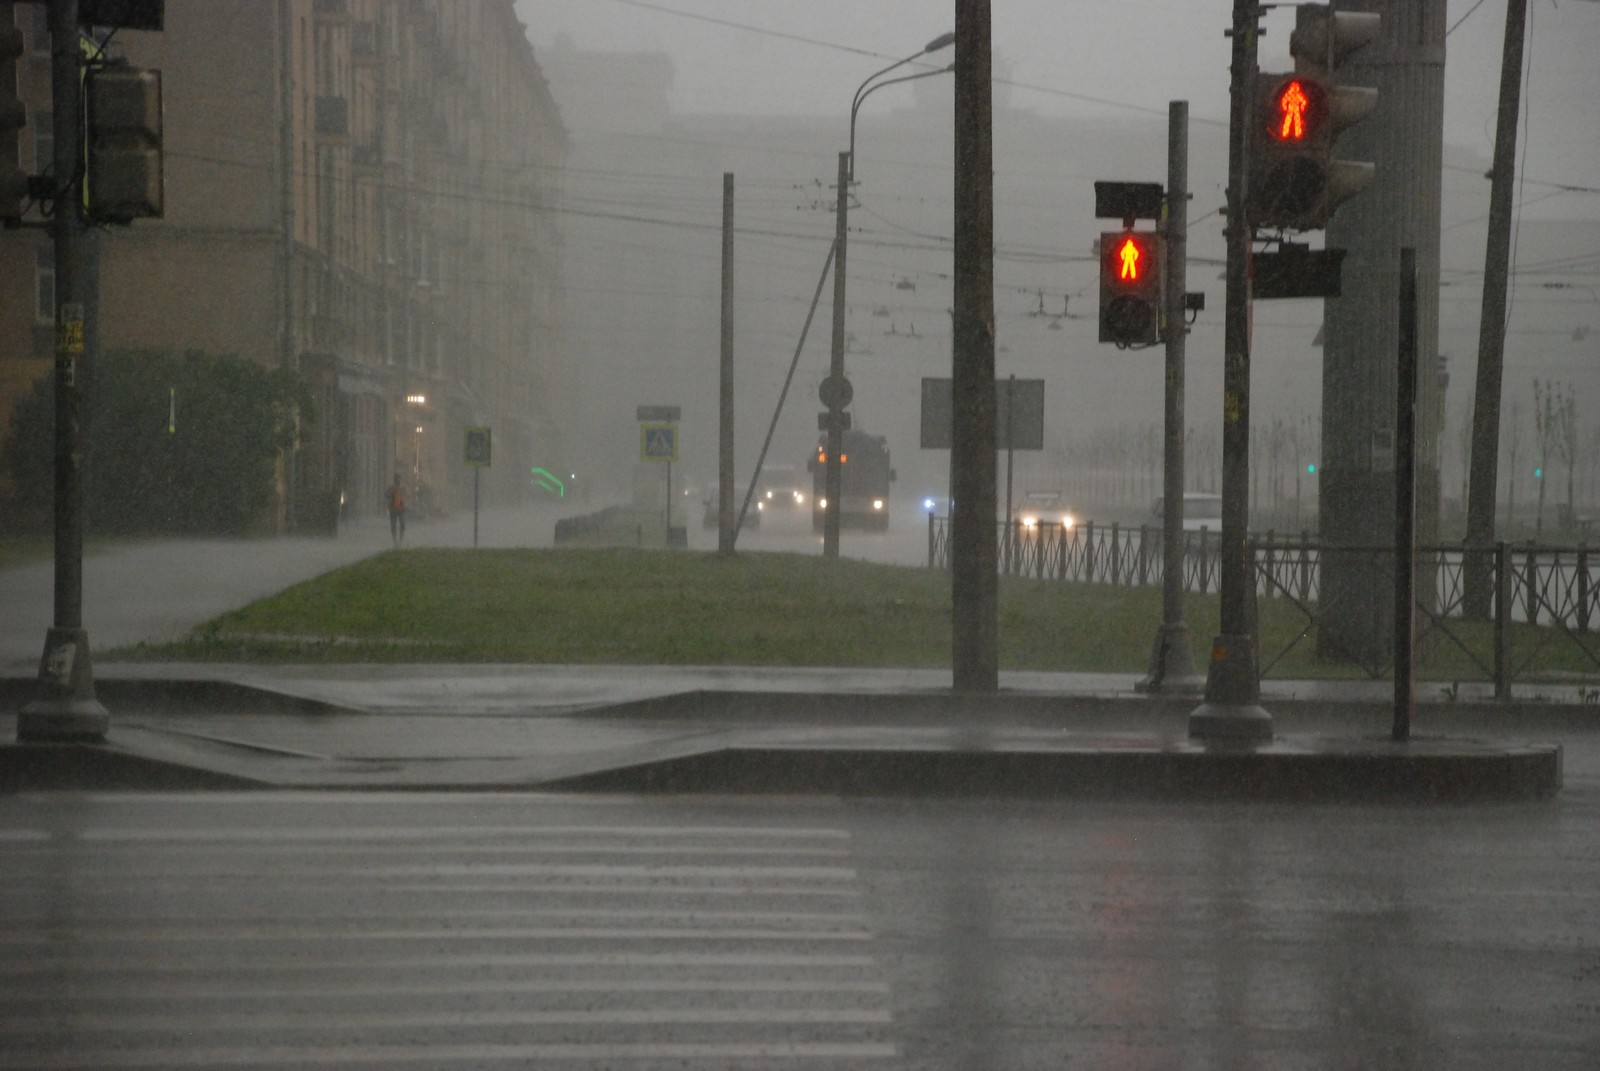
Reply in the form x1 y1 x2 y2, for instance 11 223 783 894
1151 492 1224 533
1013 491 1075 530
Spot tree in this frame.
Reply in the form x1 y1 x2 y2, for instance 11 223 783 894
2 349 310 536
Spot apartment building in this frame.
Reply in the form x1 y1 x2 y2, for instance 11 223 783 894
0 0 566 532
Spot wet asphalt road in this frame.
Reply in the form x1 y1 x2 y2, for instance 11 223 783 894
3 789 1597 1069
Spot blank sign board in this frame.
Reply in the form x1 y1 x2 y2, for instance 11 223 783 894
920 377 1044 451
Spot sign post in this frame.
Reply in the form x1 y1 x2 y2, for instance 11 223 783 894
464 426 491 548
637 405 682 540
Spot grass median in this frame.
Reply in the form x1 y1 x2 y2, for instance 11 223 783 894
108 546 1595 683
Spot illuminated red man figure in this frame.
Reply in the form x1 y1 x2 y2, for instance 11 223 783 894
1117 236 1141 281
1276 80 1309 140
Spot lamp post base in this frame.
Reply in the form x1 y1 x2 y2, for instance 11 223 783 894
18 628 109 743
1135 621 1206 695
1189 632 1272 742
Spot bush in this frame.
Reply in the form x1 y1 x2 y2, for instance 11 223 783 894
2 349 310 536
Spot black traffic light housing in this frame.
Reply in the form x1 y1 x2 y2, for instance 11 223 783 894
85 61 163 223
1247 4 1379 231
1098 229 1164 346
0 4 26 222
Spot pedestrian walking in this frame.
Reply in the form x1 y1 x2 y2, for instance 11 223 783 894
387 474 407 546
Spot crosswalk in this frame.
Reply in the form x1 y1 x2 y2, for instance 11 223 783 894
0 796 898 1069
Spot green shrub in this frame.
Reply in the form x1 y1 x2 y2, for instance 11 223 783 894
2 348 310 536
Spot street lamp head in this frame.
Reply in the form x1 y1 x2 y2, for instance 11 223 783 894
924 32 956 53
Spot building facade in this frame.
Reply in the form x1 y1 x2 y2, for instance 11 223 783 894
0 0 567 532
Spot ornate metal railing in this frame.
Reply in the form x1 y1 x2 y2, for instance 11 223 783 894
926 515 1600 691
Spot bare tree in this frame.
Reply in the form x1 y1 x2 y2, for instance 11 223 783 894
1504 399 1523 534
1532 379 1571 539
1550 383 1577 530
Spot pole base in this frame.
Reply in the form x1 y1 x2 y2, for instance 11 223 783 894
1135 621 1206 695
17 628 109 743
1189 632 1272 742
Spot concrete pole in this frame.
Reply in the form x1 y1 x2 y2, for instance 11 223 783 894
1318 0 1446 662
1190 0 1271 741
951 0 997 692
20 0 109 742
1463 0 1527 618
1139 100 1204 696
718 172 735 555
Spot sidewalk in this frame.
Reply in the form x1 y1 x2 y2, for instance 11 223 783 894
1 515 1585 800
1 660 1581 800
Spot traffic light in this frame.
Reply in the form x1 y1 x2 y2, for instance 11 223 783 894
0 4 26 222
1098 229 1163 346
1247 4 1379 230
85 62 162 223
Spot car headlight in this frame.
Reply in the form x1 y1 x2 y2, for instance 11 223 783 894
793 491 805 505
1021 515 1038 528
1061 514 1075 529
872 499 884 511
819 498 827 510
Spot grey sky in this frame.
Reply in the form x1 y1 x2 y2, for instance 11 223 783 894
517 0 1600 209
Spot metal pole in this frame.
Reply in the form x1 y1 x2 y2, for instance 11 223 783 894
1464 0 1527 619
20 0 108 742
1394 248 1418 741
951 0 997 692
473 466 480 549
718 172 736 555
1191 0 1271 741
1139 100 1203 695
823 152 848 558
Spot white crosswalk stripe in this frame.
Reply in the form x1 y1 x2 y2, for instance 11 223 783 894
0 800 898 1069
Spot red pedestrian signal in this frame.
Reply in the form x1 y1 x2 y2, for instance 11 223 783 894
1247 5 1380 231
1099 230 1163 346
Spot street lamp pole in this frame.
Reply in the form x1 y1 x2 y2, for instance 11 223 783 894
823 32 954 559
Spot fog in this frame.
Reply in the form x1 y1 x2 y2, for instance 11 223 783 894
518 0 1600 526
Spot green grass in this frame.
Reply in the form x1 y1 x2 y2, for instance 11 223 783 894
109 546 1600 682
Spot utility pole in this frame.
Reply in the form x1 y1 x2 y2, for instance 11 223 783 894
951 0 997 692
1139 100 1204 696
1463 0 1527 618
19 0 109 742
718 172 735 555
1190 0 1271 741
822 151 848 559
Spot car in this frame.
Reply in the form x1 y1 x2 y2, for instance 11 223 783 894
1012 490 1075 530
1151 492 1224 533
755 464 806 509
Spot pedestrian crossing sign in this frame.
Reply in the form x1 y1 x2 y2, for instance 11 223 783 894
641 422 679 462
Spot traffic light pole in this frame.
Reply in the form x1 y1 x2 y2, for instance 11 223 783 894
1190 0 1272 741
19 0 109 742
1139 101 1204 696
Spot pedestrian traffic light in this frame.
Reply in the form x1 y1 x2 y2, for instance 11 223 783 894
85 62 163 223
1098 229 1163 346
1247 5 1379 231
0 5 27 222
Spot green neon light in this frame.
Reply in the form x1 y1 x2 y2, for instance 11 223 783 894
530 467 565 497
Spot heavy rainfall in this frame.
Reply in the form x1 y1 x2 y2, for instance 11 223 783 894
2 2 1600 1069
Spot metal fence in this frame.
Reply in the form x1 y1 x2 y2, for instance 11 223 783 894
926 515 1600 692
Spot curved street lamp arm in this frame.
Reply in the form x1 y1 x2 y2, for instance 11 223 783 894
848 32 956 143
849 64 957 182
